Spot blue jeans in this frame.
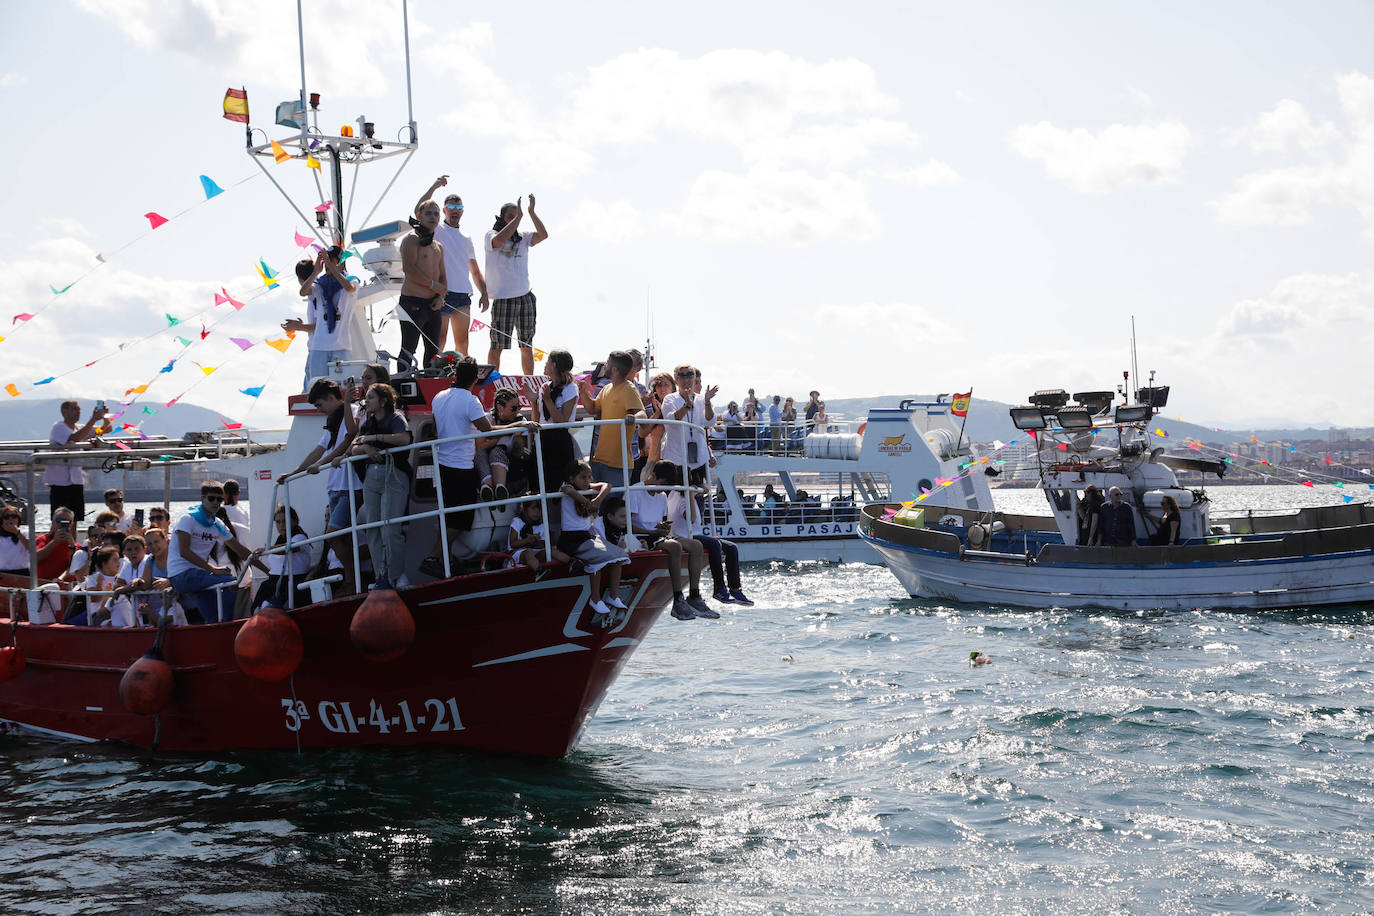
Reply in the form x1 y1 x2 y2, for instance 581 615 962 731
694 534 741 593
303 348 349 390
591 462 626 490
170 567 237 623
327 488 363 530
442 291 472 315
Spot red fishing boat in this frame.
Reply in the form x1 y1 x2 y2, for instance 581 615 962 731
0 556 672 756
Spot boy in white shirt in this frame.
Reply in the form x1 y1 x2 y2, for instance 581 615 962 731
629 460 706 621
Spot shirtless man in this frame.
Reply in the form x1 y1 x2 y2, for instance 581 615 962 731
396 199 446 373
416 175 490 357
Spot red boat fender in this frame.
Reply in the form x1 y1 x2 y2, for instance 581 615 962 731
119 647 174 716
349 584 415 662
234 608 304 681
0 645 25 682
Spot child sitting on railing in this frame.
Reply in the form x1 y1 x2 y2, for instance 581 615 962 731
476 388 523 504
507 501 569 574
593 495 629 550
557 461 629 628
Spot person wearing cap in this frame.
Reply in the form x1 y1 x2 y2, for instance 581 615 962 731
417 176 490 358
1094 486 1137 547
285 246 358 390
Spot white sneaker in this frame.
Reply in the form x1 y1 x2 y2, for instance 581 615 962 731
603 594 628 610
588 599 612 624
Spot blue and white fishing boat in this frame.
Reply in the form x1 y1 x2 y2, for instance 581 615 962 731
860 385 1374 610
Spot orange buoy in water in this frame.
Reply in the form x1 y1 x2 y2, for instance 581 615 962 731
0 645 25 682
349 583 414 662
119 648 174 715
234 608 303 681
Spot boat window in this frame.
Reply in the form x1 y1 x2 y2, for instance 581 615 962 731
727 471 880 524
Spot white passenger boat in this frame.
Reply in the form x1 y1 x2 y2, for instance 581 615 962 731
700 400 996 562
859 386 1374 610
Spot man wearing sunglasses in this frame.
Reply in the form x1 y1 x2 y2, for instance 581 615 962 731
417 175 490 359
166 481 250 624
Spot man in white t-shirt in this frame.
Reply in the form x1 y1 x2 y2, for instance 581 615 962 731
417 176 490 358
43 400 106 520
421 357 539 577
660 364 715 487
484 194 549 376
167 481 250 624
284 246 358 391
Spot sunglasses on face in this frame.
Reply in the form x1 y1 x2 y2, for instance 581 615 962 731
108 498 124 504
204 495 224 503
445 203 463 211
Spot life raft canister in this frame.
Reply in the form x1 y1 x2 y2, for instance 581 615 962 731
0 645 25 683
119 647 173 716
234 608 304 681
349 583 415 662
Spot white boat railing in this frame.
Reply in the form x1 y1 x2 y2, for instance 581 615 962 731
709 418 852 456
269 415 712 603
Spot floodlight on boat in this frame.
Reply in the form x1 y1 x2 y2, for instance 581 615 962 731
1056 407 1094 430
1010 407 1048 430
1114 404 1152 424
1028 389 1069 410
309 92 320 110
1073 390 1115 415
1134 385 1170 408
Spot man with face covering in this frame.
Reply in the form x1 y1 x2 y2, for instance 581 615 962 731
485 194 549 376
397 198 447 373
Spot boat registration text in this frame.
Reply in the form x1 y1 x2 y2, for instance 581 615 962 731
282 698 464 735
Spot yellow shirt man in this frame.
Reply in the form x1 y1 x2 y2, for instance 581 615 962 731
590 380 644 470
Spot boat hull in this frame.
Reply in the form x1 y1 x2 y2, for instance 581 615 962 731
861 512 1374 611
0 555 673 758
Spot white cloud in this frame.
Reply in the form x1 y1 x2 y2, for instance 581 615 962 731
1215 72 1374 235
1008 120 1192 194
886 160 962 188
425 35 946 238
666 168 875 243
0 73 26 89
562 199 645 244
74 0 405 97
1225 98 1341 153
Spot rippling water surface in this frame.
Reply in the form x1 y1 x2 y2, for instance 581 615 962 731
4 487 1373 914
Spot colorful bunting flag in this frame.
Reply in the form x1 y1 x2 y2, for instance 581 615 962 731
315 200 333 213
532 348 546 361
470 319 486 331
229 337 254 351
113 441 132 452
240 385 265 397
125 385 148 395
12 313 33 325
50 282 74 295
222 420 243 430
222 88 249 123
1301 481 1315 488
264 336 293 353
199 175 224 199
255 259 279 288
158 359 176 373
200 323 209 340
199 366 216 375
306 155 321 170
270 140 290 163
294 230 314 248
4 384 19 397
33 377 54 385
166 314 181 327
215 288 245 310
165 398 180 407
142 406 158 416
145 212 168 229
175 336 191 347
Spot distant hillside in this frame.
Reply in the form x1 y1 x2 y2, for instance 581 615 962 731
819 395 1368 445
0 398 237 441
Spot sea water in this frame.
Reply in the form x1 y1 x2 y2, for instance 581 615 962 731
2 485 1372 914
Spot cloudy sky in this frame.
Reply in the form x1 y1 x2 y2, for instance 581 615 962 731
2 0 1372 428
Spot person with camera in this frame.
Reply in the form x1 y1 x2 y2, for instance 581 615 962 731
32 507 79 580
285 245 358 390
43 400 106 521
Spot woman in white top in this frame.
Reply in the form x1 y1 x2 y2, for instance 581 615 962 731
83 546 136 627
537 349 580 497
0 507 30 575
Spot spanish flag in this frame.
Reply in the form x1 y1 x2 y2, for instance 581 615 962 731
951 391 972 417
222 88 249 123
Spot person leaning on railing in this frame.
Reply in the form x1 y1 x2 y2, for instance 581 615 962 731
344 382 413 585
167 481 252 624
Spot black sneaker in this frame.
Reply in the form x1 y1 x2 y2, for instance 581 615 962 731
670 595 696 620
494 484 509 503
479 484 495 503
419 556 448 578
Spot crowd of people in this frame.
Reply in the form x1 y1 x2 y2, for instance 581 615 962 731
13 341 757 626
285 176 550 385
710 389 832 454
